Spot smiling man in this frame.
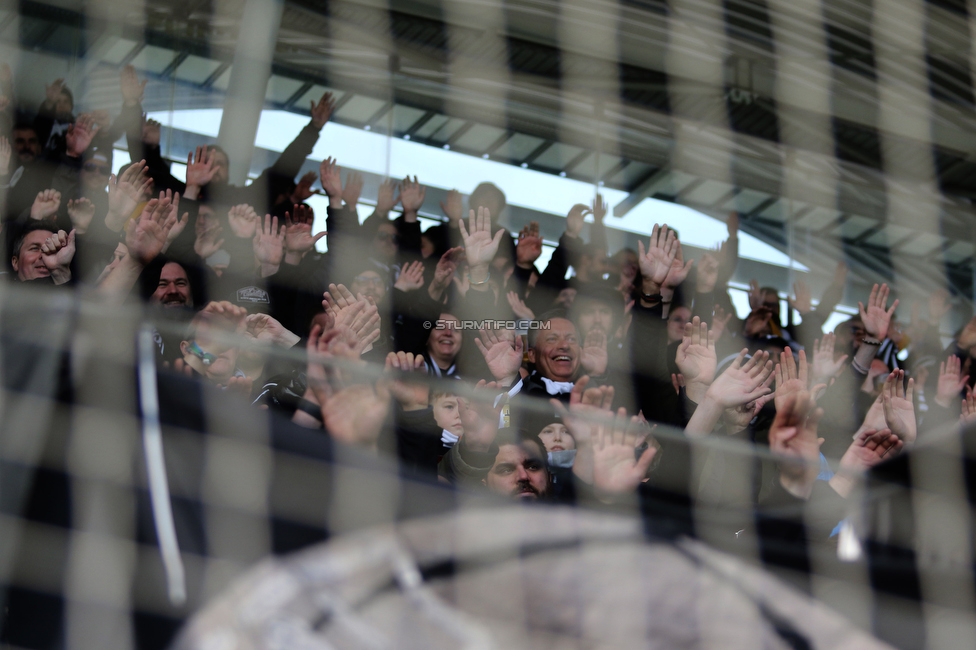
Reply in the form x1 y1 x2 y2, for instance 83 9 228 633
10 223 56 281
151 261 194 309
476 310 586 402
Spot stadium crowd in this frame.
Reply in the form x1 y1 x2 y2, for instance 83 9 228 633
2 64 975 638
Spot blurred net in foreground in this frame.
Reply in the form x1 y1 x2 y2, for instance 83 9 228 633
0 286 973 650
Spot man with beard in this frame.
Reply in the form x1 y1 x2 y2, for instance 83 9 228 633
484 430 551 500
142 258 204 364
151 261 194 309
5 123 56 219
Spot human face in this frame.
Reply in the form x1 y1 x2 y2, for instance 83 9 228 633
12 229 54 281
427 313 461 365
529 318 580 382
485 442 549 500
432 395 463 435
180 325 237 383
667 306 691 344
554 287 576 310
373 224 398 263
152 262 192 308
576 299 615 337
538 423 574 452
81 159 112 192
210 149 229 184
13 128 40 165
351 269 386 304
420 235 435 259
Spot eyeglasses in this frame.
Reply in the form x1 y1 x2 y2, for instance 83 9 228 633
187 341 218 366
375 232 398 244
83 162 111 175
353 275 385 287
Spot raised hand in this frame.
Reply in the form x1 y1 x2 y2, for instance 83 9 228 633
590 408 656 495
440 189 463 222
580 328 609 376
342 170 364 209
935 355 969 408
322 284 382 350
675 316 716 403
831 428 902 498
705 349 774 408
840 428 901 473
696 252 719 293
306 326 390 450
107 160 152 230
637 224 677 292
186 145 217 188
194 210 225 259
283 204 326 258
66 198 96 233
290 171 317 204
399 175 425 220
459 206 505 270
773 347 809 411
663 238 693 289
858 283 899 341
709 305 733 341
244 313 300 348
66 114 100 158
591 193 607 222
811 334 848 384
515 221 542 268
385 351 429 411
962 390 976 426
126 195 179 265
474 327 524 385
393 260 425 292
40 229 76 285
748 279 763 312
227 204 260 238
161 191 188 252
375 178 399 215
429 246 464 300
318 157 343 202
31 189 61 221
253 214 285 273
309 92 336 130
768 392 824 499
120 64 147 106
45 78 65 106
565 204 588 238
958 316 976 353
881 370 916 444
506 291 535 320
143 119 161 146
552 376 616 483
457 381 503 452
788 280 812 314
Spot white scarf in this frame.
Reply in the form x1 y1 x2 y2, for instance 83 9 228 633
540 377 575 395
